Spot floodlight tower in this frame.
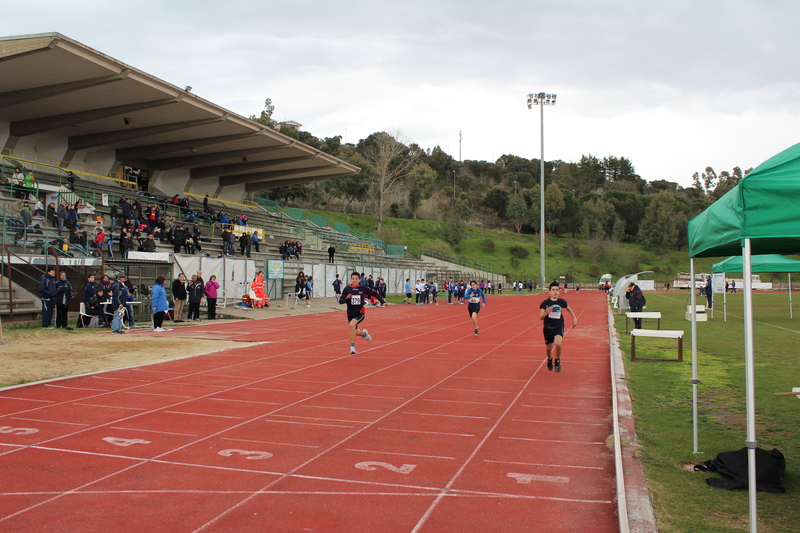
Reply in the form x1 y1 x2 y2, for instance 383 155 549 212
527 92 557 289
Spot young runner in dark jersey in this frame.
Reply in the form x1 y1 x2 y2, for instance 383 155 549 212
538 280 578 372
464 280 487 336
339 272 387 354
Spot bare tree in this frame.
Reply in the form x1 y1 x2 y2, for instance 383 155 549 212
360 130 419 231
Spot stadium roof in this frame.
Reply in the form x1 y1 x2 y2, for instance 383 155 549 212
0 33 359 192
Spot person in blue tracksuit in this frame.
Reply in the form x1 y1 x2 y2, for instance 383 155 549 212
464 280 487 336
151 275 169 332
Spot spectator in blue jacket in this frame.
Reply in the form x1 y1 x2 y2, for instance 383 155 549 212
39 267 57 329
151 275 169 332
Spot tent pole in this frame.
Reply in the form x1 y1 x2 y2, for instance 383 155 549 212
724 272 727 323
789 273 793 319
742 239 758 533
690 258 699 454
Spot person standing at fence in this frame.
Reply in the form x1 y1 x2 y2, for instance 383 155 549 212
39 267 57 329
304 276 313 308
151 276 169 332
625 282 646 328
172 273 187 322
55 271 74 330
465 280 487 336
204 275 220 319
539 280 578 373
187 274 204 321
332 274 342 300
328 244 336 263
705 275 713 309
339 272 387 354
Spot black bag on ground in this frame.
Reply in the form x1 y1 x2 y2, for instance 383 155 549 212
694 447 785 493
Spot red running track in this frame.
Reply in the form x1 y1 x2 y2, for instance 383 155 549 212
0 291 618 533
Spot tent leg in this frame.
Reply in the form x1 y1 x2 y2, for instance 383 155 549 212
724 275 727 322
742 239 758 533
691 258 699 454
789 273 793 319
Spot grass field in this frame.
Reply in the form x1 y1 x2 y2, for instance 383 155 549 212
615 291 799 533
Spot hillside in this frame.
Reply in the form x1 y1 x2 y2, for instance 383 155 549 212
305 208 730 284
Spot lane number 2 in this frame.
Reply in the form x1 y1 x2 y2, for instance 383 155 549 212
0 426 38 435
355 461 416 474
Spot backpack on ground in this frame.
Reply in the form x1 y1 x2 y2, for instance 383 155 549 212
694 447 785 493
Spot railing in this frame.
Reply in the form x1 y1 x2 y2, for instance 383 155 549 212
183 187 259 212
2 151 136 190
420 248 503 276
385 245 404 258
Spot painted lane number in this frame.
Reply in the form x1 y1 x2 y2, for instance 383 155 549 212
355 461 416 474
0 426 38 435
218 449 273 460
102 437 151 447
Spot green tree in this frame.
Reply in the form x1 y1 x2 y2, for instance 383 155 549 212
249 98 275 128
638 190 680 252
544 182 565 234
505 194 528 233
406 163 437 219
484 187 510 216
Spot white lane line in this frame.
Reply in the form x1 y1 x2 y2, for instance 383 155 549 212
520 405 607 411
208 398 283 405
512 418 607 426
345 448 455 460
358 383 424 389
279 379 339 384
129 369 187 375
301 405 382 413
484 459 604 470
74 403 147 411
220 437 319 449
262 419 354 429
110 427 199 437
528 392 607 399
439 388 513 394
243 387 313 394
378 428 476 438
164 411 245 420
423 399 501 406
44 384 108 392
10 417 89 426
0 397 54 403
330 393 404 400
402 412 490 420
500 436 604 445
91 376 152 383
123 391 193 399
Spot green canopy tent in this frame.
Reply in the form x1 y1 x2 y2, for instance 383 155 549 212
712 254 800 320
688 142 800 533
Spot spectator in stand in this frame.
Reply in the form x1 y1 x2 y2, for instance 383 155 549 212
109 203 118 234
203 194 210 213
9 198 24 227
100 274 113 294
11 168 25 199
251 230 260 253
151 276 169 332
295 242 303 259
191 234 203 254
39 267 57 329
328 244 336 263
279 242 289 260
47 202 57 228
142 234 157 252
204 275 220 319
219 212 230 230
33 198 45 217
241 214 248 226
239 231 251 258
173 225 186 254
172 194 180 207
21 201 32 227
187 274 204 321
172 273 187 322
56 200 66 236
65 203 78 232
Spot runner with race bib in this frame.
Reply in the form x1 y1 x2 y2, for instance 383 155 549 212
538 280 578 373
339 272 387 354
464 280 487 336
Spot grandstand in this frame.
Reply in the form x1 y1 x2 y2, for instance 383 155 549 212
0 33 498 323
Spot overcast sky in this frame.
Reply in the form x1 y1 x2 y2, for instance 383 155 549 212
4 0 799 187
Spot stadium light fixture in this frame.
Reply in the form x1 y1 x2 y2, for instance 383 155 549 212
527 91 557 288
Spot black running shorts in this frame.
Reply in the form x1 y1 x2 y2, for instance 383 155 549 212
543 326 564 344
347 312 365 325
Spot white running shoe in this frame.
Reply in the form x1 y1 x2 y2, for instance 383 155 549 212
306 303 311 308
350 345 357 354
155 327 166 333
363 329 373 343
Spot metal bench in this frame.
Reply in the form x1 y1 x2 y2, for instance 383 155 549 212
630 328 684 362
625 311 662 333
